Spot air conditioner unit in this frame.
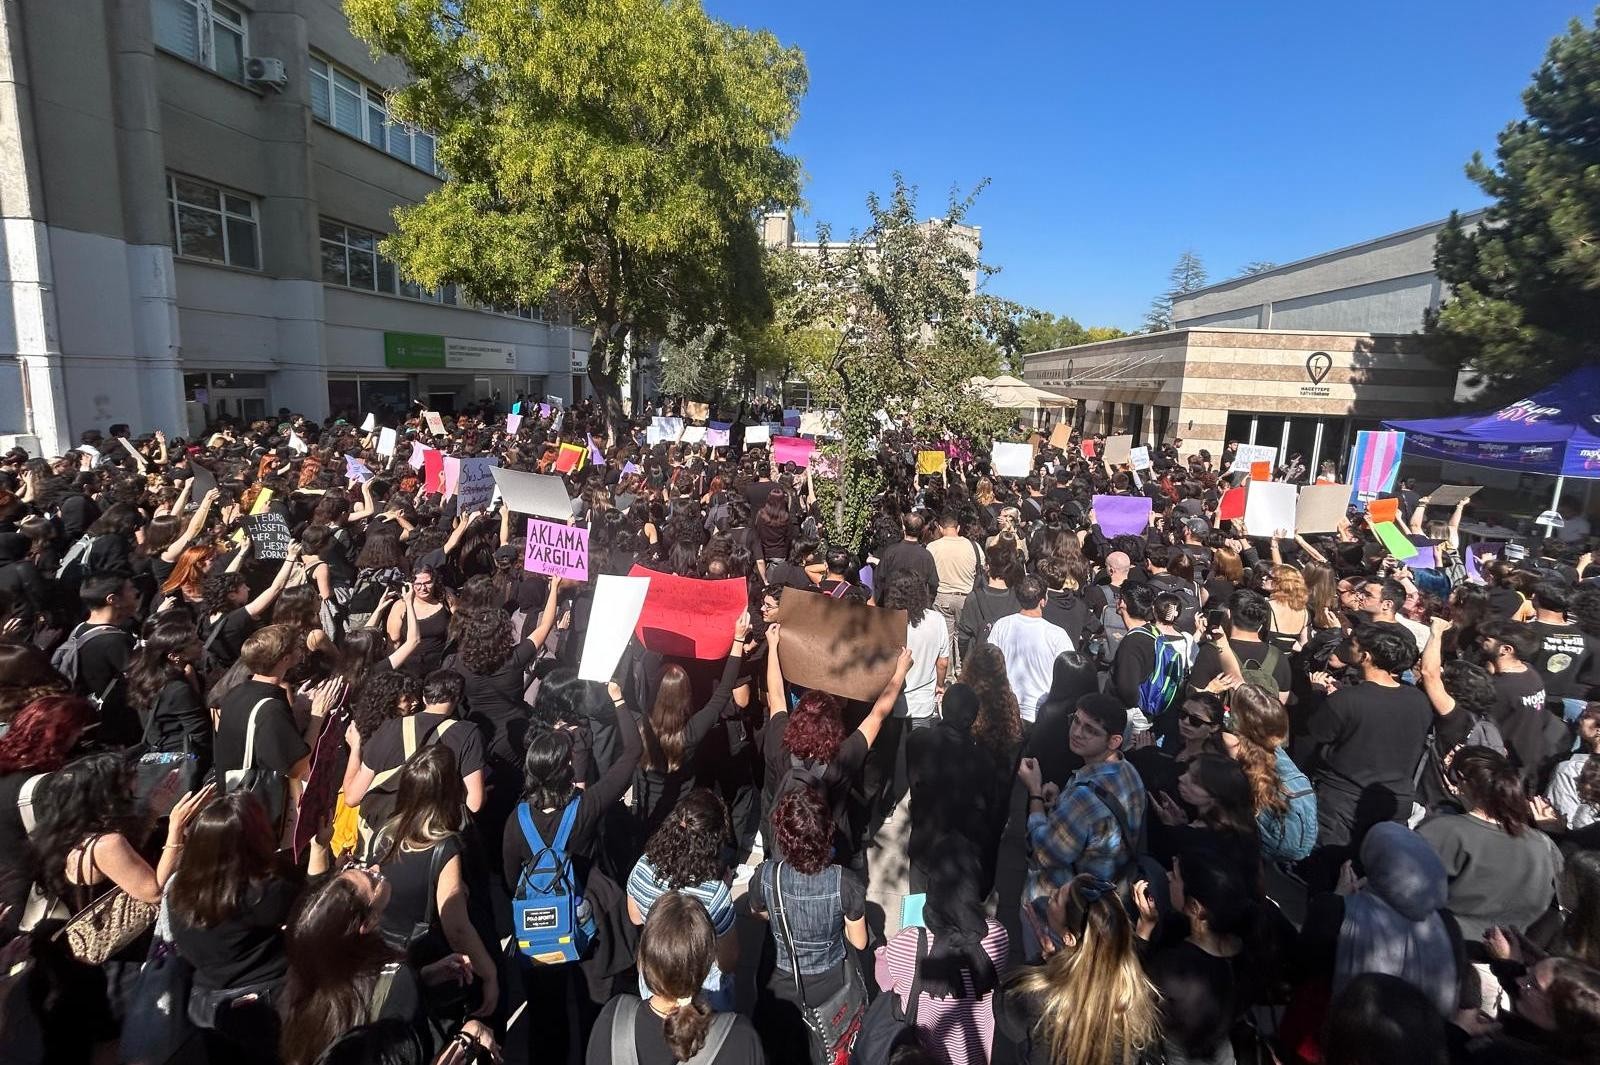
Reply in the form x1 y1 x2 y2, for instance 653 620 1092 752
244 56 288 91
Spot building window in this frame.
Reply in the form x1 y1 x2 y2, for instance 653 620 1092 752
320 219 547 317
308 55 446 177
167 174 259 268
152 0 246 82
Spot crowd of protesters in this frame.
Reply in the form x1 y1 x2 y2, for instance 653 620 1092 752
0 396 1596 1065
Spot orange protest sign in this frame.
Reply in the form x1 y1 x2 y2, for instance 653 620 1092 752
1250 461 1271 482
1366 497 1399 524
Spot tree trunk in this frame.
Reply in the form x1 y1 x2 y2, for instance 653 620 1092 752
586 327 629 445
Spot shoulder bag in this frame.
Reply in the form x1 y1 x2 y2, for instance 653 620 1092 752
772 862 866 1065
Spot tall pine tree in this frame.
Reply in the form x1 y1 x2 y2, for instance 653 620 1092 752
1424 12 1600 391
1145 250 1208 332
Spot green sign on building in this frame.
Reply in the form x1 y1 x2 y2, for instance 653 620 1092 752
384 332 447 369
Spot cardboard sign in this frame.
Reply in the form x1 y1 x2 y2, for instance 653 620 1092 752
456 457 498 513
539 403 552 419
505 413 523 435
577 575 651 683
1295 483 1351 534
1218 486 1246 522
916 450 947 475
423 448 445 494
442 456 462 499
626 564 748 659
1049 424 1072 449
1373 520 1419 560
1102 435 1133 467
546 394 564 409
648 417 684 445
1093 495 1152 538
424 411 447 436
991 442 1032 479
249 489 274 516
1410 543 1439 569
246 512 292 561
745 424 772 446
1128 446 1152 471
1465 541 1500 584
1242 481 1298 538
555 443 587 474
587 435 606 466
1229 443 1277 475
345 455 373 485
1427 484 1482 508
491 467 571 520
773 587 909 702
799 411 838 438
773 437 816 469
782 409 802 428
361 413 376 432
377 427 398 457
524 518 589 581
187 461 217 499
1366 497 1400 524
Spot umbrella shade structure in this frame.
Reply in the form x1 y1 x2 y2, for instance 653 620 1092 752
1383 366 1600 479
969 375 1075 410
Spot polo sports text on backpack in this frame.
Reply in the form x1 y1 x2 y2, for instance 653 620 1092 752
512 798 595 964
1135 625 1188 720
50 623 122 709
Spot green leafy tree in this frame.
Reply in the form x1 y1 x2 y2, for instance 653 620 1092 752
342 0 806 437
786 175 1021 549
1014 311 1126 354
1145 249 1208 332
1423 12 1600 391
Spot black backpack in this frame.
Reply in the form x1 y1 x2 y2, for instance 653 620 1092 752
49 623 122 708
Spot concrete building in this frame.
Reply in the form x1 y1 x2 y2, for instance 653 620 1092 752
1023 213 1484 473
760 208 982 293
1 0 589 457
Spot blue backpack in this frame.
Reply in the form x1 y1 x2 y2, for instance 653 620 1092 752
1258 749 1317 862
512 799 595 964
1134 626 1189 720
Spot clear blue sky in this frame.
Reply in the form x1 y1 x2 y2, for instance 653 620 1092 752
704 0 1594 332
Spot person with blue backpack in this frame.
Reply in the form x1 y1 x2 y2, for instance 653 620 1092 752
503 673 642 1058
1108 586 1192 744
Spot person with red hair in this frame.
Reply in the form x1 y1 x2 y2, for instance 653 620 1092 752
758 624 911 865
0 694 95 923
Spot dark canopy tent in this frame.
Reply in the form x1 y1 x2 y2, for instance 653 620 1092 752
1384 366 1600 529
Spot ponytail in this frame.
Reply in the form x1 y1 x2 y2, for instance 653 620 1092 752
1447 746 1532 836
662 997 713 1062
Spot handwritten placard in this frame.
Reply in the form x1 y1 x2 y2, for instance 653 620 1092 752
524 518 589 581
456 457 498 513
424 411 447 436
246 512 292 561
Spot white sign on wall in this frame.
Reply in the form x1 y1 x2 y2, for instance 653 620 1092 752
444 338 516 370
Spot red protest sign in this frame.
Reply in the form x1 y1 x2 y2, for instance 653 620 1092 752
423 448 445 495
626 564 747 659
1218 486 1246 521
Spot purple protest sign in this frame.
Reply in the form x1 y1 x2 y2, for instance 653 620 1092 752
345 455 373 484
525 518 589 581
505 413 522 434
1465 541 1501 584
538 403 552 419
1410 543 1438 569
1092 494 1153 538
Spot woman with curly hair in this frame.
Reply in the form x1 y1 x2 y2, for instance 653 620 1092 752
1266 564 1310 653
127 617 211 768
0 695 94 922
626 789 739 1010
961 642 1023 763
748 785 869 1065
454 576 562 762
759 625 911 863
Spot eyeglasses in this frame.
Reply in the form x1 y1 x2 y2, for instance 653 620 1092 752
1180 712 1217 728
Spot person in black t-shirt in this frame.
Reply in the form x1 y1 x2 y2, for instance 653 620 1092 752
1478 618 1569 791
213 624 324 787
1188 590 1292 702
68 573 139 743
1526 581 1600 705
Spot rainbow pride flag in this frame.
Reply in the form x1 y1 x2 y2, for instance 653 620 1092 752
1349 430 1405 503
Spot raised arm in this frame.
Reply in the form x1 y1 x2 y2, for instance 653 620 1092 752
857 648 914 751
387 588 422 669
348 480 377 522
684 614 752 750
590 682 644 809
245 544 303 618
764 625 788 719
162 488 219 564
152 430 169 467
525 577 563 651
1419 616 1455 718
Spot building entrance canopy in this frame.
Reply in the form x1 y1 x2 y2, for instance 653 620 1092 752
1383 366 1600 479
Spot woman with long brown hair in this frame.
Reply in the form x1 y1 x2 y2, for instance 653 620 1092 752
1300 562 1343 633
993 874 1162 1065
1222 681 1318 865
1205 545 1246 606
1265 564 1310 653
627 613 751 839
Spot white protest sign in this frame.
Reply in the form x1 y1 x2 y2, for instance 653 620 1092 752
744 424 771 445
287 431 308 455
1243 481 1298 538
1229 443 1277 474
424 411 447 436
360 413 376 432
648 417 684 445
680 425 706 445
991 442 1032 479
577 575 652 682
490 466 572 520
1129 445 1152 470
376 427 398 457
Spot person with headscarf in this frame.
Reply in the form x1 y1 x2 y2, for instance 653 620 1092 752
874 848 1009 1064
1282 822 1473 1061
906 684 1008 896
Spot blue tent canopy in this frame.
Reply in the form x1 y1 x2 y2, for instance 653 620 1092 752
1384 365 1600 479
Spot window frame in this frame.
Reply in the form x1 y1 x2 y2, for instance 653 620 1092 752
307 53 446 177
152 0 249 82
317 217 543 318
166 173 261 269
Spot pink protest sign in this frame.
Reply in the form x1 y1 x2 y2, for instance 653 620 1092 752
773 436 816 468
525 518 589 581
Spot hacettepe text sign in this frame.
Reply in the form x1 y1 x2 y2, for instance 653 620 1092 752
384 332 516 371
524 518 589 581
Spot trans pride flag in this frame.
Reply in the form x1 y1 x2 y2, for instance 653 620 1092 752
1349 431 1404 503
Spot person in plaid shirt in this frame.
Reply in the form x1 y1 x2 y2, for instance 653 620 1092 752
1015 693 1147 960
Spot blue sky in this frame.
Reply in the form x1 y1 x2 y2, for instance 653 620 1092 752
704 0 1593 331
